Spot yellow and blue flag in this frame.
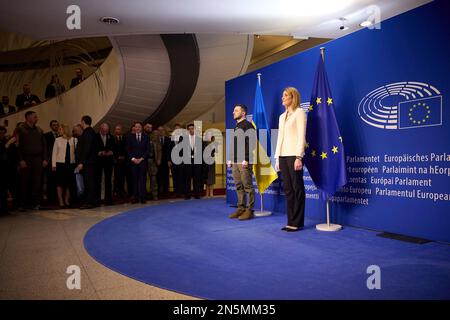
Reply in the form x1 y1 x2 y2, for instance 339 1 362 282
304 54 347 199
251 77 278 194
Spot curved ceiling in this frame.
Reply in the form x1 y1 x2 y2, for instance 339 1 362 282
0 0 430 41
168 34 253 127
100 35 171 129
144 34 200 127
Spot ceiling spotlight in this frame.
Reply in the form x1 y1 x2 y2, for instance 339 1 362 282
360 20 373 28
339 18 349 31
100 16 120 25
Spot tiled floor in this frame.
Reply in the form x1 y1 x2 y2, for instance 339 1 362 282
0 199 202 300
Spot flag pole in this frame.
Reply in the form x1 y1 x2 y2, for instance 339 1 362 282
315 47 342 232
254 72 272 217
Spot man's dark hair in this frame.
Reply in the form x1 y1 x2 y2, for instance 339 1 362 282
81 115 92 125
49 120 58 127
134 121 143 127
187 123 194 129
174 123 181 127
0 126 6 133
235 103 248 114
24 111 35 118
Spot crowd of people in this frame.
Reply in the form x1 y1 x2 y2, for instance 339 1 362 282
0 68 85 116
0 112 218 215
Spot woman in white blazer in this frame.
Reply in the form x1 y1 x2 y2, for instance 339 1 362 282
274 87 307 232
52 124 77 207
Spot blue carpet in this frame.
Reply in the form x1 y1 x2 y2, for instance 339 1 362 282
84 198 450 299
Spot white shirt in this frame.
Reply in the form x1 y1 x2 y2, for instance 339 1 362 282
101 134 107 146
189 134 195 149
275 107 307 158
52 137 77 167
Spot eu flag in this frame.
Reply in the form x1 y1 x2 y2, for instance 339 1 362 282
398 96 442 129
251 76 278 194
304 54 347 199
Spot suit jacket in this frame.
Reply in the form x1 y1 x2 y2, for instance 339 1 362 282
158 135 172 165
113 135 127 161
78 126 97 166
52 137 76 167
274 108 307 159
70 77 84 88
127 133 149 161
0 104 15 115
44 131 58 161
185 134 204 165
95 133 115 165
15 93 41 109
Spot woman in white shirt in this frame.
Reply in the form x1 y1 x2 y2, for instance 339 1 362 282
275 87 307 232
52 124 77 208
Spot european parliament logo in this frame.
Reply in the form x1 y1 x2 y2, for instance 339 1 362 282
358 81 442 129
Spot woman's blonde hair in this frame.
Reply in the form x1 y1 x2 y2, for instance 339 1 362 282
283 87 301 110
60 124 72 138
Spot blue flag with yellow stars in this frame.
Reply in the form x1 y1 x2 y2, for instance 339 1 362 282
304 54 347 199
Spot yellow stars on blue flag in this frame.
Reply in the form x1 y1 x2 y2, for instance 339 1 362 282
409 102 432 125
314 97 333 108
308 143 341 161
304 53 347 198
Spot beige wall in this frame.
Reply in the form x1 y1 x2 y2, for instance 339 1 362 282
0 64 98 107
1 50 120 133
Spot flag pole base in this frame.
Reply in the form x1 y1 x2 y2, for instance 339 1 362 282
254 211 272 217
316 223 342 232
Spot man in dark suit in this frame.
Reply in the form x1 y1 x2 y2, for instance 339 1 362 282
44 120 60 205
95 123 115 205
183 124 203 199
156 126 171 197
127 122 148 204
15 84 41 109
170 124 184 197
113 124 128 198
72 124 84 206
70 68 85 88
0 96 16 115
77 115 98 209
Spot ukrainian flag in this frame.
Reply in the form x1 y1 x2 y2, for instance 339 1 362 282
251 75 278 194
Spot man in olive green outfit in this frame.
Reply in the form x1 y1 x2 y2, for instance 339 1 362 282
227 104 256 221
17 111 48 210
144 124 161 200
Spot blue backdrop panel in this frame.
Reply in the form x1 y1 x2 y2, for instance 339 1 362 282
225 0 450 242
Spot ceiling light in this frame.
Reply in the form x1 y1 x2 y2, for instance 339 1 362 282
100 17 120 25
339 18 349 31
360 20 373 28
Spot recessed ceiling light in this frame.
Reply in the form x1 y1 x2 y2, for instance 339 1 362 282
360 20 373 28
100 17 120 25
339 18 349 31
